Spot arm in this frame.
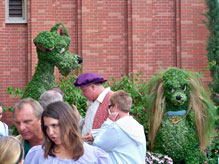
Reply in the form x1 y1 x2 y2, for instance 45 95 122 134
72 104 84 129
93 119 120 151
78 115 84 130
83 118 113 142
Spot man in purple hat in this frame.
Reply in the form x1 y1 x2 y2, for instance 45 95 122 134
74 73 113 143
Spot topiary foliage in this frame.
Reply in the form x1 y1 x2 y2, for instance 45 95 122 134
146 67 216 164
57 74 87 117
22 22 82 101
105 73 148 134
204 0 219 106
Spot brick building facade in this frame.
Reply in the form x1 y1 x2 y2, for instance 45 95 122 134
0 0 210 111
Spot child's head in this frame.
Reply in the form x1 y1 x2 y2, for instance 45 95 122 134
0 103 2 120
0 136 24 164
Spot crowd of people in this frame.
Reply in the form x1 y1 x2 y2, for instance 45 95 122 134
0 73 147 164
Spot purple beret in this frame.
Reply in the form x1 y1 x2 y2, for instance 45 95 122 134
74 73 107 87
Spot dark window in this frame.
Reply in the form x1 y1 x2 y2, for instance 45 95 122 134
9 0 22 18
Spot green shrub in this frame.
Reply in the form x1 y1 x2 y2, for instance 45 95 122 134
204 0 219 106
57 72 149 131
105 73 148 134
57 74 87 117
6 73 149 138
57 72 149 133
203 3 219 162
205 136 219 164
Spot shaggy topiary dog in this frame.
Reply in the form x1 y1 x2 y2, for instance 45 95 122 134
22 22 82 100
146 67 216 164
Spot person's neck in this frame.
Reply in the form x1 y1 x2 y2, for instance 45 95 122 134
54 144 72 159
97 86 105 94
93 85 105 101
118 112 129 119
28 134 44 147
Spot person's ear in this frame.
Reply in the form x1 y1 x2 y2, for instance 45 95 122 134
114 104 119 111
39 115 42 124
90 84 96 91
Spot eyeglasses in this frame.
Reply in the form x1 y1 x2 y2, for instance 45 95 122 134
108 104 113 109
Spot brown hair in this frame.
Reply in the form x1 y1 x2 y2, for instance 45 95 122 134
41 101 84 160
110 90 132 112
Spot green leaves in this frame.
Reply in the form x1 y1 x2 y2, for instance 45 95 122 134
58 73 87 117
58 72 149 133
105 72 148 133
6 87 23 98
204 0 219 106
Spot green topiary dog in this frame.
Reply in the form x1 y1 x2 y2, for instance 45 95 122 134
22 22 82 100
146 67 216 164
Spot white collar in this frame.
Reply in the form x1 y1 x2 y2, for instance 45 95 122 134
96 87 110 103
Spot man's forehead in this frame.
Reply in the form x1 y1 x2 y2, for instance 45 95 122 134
14 113 38 123
19 103 34 111
80 85 91 90
15 103 36 117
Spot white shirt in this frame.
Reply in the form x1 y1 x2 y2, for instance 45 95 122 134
81 87 111 135
94 116 146 164
0 121 8 138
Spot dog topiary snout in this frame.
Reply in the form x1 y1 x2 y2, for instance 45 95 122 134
176 95 182 100
171 92 187 106
77 56 83 64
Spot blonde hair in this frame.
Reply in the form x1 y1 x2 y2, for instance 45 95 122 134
147 70 216 150
110 90 132 112
0 136 24 164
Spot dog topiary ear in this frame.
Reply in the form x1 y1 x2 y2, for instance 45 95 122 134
34 31 55 51
57 25 64 36
35 43 54 52
50 22 69 37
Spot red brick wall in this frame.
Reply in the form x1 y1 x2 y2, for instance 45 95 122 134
81 0 128 78
0 0 210 125
0 21 28 108
180 1 210 83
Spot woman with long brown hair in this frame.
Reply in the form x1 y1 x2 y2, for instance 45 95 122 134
24 101 109 164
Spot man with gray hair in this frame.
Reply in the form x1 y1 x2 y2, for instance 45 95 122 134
14 98 44 157
40 90 63 109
